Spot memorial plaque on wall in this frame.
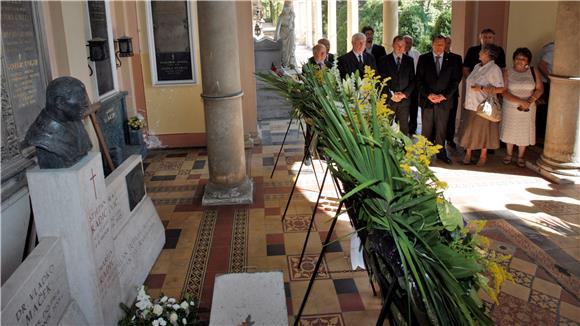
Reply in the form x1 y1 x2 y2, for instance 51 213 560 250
1 1 48 149
1 1 50 198
150 1 195 83
88 0 114 96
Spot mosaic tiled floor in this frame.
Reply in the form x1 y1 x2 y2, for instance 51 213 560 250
143 119 580 325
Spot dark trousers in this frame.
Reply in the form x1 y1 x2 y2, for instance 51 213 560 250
446 92 459 144
408 89 419 135
390 102 410 136
421 104 450 156
536 82 551 143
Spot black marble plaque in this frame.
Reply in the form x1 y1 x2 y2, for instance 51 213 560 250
88 0 114 95
95 92 128 171
151 1 194 82
125 162 145 212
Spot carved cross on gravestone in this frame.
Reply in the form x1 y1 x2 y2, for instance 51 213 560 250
90 168 97 200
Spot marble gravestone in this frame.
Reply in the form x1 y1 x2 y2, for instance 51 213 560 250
26 152 165 325
1 237 88 326
254 38 293 120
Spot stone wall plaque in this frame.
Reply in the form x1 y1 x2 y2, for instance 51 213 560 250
1 1 49 198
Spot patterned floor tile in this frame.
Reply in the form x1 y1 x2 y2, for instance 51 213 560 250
529 289 559 313
288 255 330 281
298 313 345 326
509 268 534 287
492 293 557 325
284 215 317 232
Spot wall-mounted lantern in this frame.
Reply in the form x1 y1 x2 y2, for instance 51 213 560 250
87 38 109 62
114 36 134 68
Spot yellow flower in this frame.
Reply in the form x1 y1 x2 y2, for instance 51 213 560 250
434 180 448 190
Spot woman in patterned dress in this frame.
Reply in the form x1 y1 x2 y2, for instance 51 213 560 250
500 48 544 167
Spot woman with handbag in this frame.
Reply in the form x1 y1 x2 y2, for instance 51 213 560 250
458 44 505 166
500 48 544 167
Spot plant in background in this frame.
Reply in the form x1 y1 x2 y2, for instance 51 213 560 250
119 286 202 326
128 116 146 131
258 64 511 325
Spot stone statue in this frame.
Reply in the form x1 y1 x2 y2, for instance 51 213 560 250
25 77 93 169
275 1 296 68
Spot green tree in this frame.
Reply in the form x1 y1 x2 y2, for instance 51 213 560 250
399 3 430 52
360 0 384 45
432 10 451 37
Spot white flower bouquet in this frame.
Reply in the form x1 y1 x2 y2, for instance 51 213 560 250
119 286 203 326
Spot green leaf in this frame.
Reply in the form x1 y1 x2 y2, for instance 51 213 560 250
437 198 463 231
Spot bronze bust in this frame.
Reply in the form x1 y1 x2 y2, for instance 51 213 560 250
25 77 93 169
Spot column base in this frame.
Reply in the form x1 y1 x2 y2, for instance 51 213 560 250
537 155 580 177
202 176 254 206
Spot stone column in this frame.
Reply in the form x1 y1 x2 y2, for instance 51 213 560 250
305 0 313 47
347 0 359 51
327 0 337 54
313 0 323 43
197 1 253 205
382 0 398 53
537 2 580 177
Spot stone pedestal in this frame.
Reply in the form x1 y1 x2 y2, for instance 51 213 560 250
26 153 165 324
537 2 580 176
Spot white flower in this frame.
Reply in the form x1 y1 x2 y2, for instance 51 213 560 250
168 298 176 304
180 301 189 310
172 304 180 310
153 318 167 326
153 304 163 316
169 313 178 323
189 301 195 307
160 296 168 303
135 298 152 311
182 318 187 325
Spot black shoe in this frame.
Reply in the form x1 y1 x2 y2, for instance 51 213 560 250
438 155 452 165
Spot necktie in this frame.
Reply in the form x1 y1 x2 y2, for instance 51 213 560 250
435 55 441 76
319 63 324 69
358 55 363 65
396 56 401 71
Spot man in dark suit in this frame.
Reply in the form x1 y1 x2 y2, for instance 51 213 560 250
337 33 377 79
463 28 506 78
444 37 463 149
362 26 387 60
377 35 415 136
317 38 335 65
416 35 461 164
307 44 332 69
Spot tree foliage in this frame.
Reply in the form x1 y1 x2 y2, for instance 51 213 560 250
260 0 283 24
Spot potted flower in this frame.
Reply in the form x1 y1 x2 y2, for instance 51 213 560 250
127 115 146 145
119 286 204 326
